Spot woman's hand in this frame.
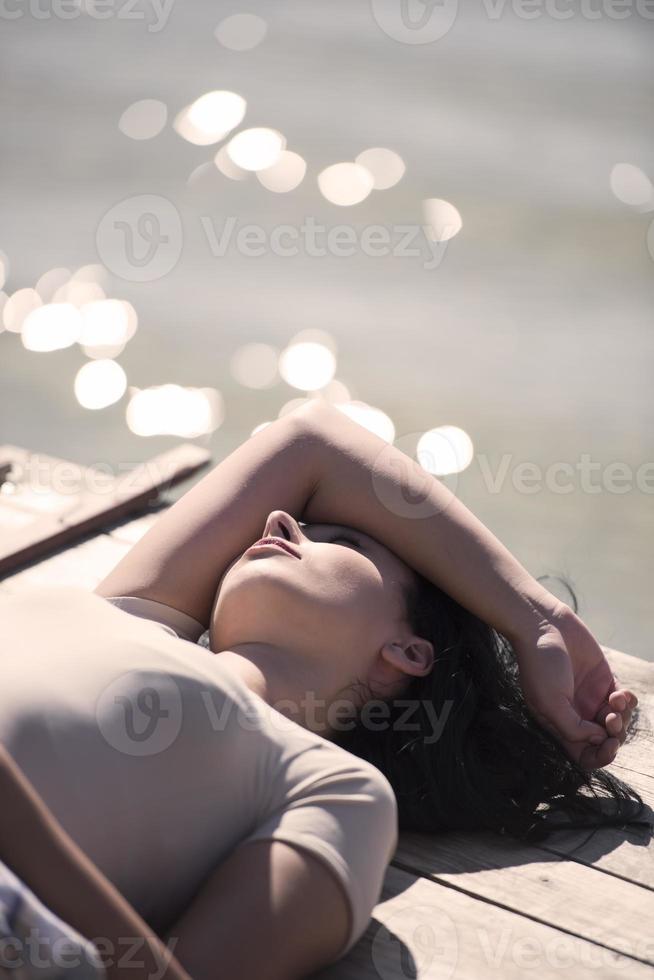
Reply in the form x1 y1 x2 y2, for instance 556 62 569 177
512 604 638 770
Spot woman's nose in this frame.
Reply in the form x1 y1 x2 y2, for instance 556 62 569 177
263 510 302 545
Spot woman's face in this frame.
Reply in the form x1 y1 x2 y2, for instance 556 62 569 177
209 509 419 697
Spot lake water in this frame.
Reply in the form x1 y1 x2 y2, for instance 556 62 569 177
1 2 652 660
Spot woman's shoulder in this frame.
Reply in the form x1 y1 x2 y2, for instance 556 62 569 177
102 594 206 643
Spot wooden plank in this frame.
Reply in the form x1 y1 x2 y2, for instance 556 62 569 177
608 693 654 779
536 820 654 890
311 865 654 979
602 765 654 810
0 443 210 576
604 647 654 691
390 827 654 964
3 534 132 592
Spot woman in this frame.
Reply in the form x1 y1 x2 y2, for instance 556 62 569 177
0 398 644 979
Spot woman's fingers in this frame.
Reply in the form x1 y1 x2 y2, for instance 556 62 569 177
579 735 620 770
608 689 637 713
594 689 637 746
608 692 627 712
607 688 637 744
605 711 623 736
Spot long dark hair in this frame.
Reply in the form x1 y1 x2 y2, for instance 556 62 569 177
333 570 652 844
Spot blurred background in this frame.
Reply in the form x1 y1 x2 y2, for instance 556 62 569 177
1 2 652 659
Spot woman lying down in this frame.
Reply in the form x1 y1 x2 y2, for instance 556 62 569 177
0 399 645 980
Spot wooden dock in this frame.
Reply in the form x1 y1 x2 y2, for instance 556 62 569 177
1 501 652 979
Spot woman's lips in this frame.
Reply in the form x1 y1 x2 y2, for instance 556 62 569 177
247 537 300 559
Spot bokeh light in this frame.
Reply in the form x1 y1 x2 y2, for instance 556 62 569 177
126 384 224 437
278 341 337 391
423 198 463 243
317 162 374 206
317 379 351 404
3 287 42 333
121 301 138 341
70 264 109 288
610 163 653 208
186 161 217 189
417 426 474 476
256 151 307 193
35 267 71 302
227 128 286 171
0 251 8 291
22 303 82 352
288 327 337 355
174 90 246 146
230 342 279 389
53 280 105 306
278 396 314 417
79 299 135 359
215 13 267 51
336 401 395 442
214 145 249 181
354 148 405 190
119 99 168 140
74 359 127 410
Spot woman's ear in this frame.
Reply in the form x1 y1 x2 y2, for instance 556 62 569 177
381 637 434 678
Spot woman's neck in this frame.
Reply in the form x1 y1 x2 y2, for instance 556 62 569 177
210 643 356 739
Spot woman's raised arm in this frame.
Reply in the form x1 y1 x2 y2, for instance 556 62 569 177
297 400 634 762
95 408 319 627
95 398 633 759
96 398 555 637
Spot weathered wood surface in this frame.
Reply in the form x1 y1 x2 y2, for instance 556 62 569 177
2 509 652 979
0 443 210 575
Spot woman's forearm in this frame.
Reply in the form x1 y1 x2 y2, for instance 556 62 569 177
0 746 190 980
300 401 564 647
